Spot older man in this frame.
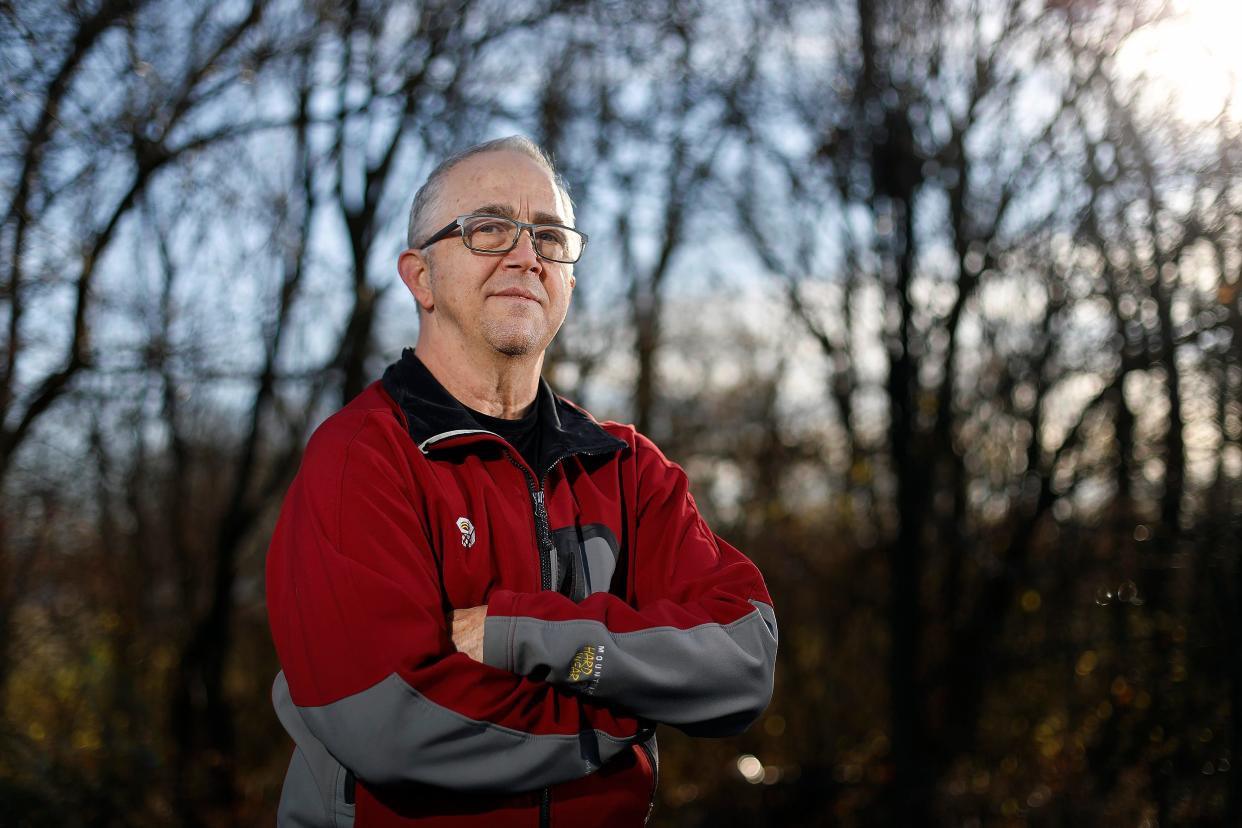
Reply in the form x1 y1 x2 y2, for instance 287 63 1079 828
265 136 778 827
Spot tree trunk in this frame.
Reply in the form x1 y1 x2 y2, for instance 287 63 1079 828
887 195 928 824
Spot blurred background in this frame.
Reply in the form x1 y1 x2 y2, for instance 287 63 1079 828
2 0 1240 825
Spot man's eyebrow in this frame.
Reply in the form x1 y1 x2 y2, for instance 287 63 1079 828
471 203 517 218
531 210 567 225
470 203 568 225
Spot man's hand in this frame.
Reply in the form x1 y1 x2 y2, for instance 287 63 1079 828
450 605 487 662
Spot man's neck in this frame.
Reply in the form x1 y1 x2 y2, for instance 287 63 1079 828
413 336 541 420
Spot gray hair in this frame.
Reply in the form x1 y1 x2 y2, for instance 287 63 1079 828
406 135 575 249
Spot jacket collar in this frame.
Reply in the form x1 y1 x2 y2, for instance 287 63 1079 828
381 348 625 473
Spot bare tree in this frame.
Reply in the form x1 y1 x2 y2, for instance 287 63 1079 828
732 0 1202 821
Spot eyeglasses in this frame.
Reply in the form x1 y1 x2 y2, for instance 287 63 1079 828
416 214 588 264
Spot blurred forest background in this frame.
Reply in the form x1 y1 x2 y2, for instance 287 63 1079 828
2 0 1241 825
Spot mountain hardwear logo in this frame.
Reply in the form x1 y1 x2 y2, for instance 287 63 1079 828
456 517 476 548
569 643 604 694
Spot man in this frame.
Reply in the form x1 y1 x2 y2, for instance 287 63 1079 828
265 136 778 827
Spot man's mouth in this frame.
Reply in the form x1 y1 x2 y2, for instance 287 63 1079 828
491 287 541 303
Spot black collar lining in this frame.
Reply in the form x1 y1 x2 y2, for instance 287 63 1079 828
381 348 625 473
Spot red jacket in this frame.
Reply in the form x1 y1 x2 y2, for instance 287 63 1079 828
266 350 778 827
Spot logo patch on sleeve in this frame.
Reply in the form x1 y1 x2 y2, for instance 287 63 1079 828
569 644 605 694
455 517 476 548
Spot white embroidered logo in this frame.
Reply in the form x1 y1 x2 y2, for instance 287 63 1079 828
456 517 476 548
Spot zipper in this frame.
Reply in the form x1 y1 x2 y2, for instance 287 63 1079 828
638 739 659 824
540 785 551 828
504 454 556 590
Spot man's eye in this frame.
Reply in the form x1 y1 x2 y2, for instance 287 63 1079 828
473 222 506 234
536 228 567 244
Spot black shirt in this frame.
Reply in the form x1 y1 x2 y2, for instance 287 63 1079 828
467 403 542 474
403 353 543 473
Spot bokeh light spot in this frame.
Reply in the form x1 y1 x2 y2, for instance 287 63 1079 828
736 754 764 784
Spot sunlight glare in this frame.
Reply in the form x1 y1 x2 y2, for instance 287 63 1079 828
1114 0 1242 124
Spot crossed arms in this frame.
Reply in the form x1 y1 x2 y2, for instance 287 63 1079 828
266 410 778 793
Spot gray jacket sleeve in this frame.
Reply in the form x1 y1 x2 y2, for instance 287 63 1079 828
483 598 778 736
273 670 648 794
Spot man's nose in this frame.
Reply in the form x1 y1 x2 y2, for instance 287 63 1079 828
504 228 542 270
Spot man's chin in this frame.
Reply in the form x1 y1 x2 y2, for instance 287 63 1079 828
494 342 536 357
484 327 543 358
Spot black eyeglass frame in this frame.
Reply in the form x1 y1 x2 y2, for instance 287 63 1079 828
415 214 589 264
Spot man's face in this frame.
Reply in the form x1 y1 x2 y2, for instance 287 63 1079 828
400 150 577 360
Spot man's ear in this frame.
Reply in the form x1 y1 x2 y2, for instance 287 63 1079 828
397 248 435 312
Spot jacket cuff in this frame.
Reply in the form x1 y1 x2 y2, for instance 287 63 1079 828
482 592 518 672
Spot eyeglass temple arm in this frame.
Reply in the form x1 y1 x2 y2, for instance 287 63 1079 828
414 219 462 249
